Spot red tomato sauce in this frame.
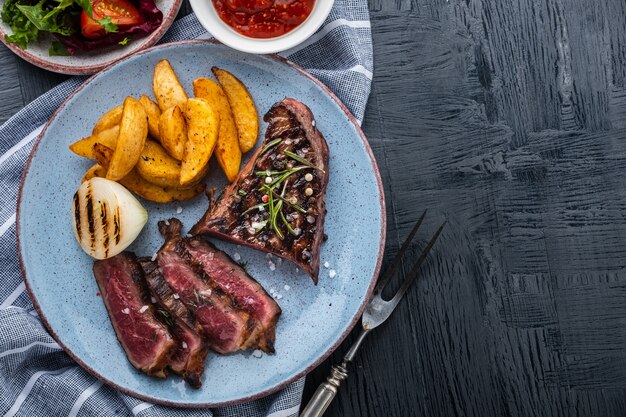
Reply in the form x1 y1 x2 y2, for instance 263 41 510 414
212 0 316 39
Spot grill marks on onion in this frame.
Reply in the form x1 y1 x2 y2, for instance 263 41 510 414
71 178 147 260
75 182 114 257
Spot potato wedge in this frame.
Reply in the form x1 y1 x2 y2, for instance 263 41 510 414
212 67 258 153
158 105 187 160
107 96 148 181
139 95 162 140
193 78 241 182
69 125 120 158
153 60 188 112
181 98 219 186
92 105 122 135
136 140 182 188
136 140 208 188
82 164 107 182
120 172 205 203
94 143 205 203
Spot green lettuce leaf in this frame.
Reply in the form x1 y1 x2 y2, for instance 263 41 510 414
1 0 39 48
16 1 75 36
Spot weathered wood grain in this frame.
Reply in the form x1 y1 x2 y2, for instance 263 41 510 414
3 0 626 416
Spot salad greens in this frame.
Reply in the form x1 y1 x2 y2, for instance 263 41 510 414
0 0 162 55
2 0 118 47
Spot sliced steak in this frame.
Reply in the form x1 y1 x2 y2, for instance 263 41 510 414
157 219 255 354
180 235 281 353
192 98 330 283
93 253 174 377
140 259 208 388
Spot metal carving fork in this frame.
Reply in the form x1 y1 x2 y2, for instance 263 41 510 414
300 211 446 417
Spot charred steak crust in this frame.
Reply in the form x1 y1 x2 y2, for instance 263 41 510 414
139 258 209 389
93 253 175 378
192 98 330 283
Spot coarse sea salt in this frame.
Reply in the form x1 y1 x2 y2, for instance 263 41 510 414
151 253 157 261
323 261 330 268
151 297 157 304
122 308 130 315
252 350 263 358
182 341 188 349
233 253 241 261
176 206 183 214
269 288 276 295
139 305 149 313
284 285 291 291
269 261 276 271
329 270 337 278
173 293 180 299
276 294 283 300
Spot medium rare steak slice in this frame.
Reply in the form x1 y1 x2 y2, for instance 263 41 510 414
93 253 175 377
157 219 255 354
180 235 281 353
192 98 330 283
140 259 208 388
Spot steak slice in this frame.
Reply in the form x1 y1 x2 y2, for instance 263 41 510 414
157 219 255 354
93 253 175 377
180 235 282 353
140 259 208 388
192 98 330 283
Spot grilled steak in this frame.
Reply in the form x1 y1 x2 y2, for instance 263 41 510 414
192 98 330 283
140 259 208 388
93 253 175 377
157 219 255 354
180 235 281 353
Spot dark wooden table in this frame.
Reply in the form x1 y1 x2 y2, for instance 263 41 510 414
4 1 626 416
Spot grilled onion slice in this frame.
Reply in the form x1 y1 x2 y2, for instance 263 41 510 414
71 178 148 259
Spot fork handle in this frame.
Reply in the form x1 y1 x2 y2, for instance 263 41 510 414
299 363 348 417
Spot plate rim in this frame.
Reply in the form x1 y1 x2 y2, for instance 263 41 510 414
16 39 386 408
0 0 182 75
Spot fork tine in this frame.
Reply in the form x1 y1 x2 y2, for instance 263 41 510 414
390 221 446 305
374 210 427 294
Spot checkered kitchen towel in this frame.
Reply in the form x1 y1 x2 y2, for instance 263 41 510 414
0 2 373 416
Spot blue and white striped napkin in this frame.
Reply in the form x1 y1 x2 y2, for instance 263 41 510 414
0 2 373 416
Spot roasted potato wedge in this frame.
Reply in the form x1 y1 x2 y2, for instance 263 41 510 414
69 125 120 158
193 78 241 182
181 98 219 186
212 67 259 153
92 105 123 135
158 105 187 160
107 96 148 181
136 140 208 188
94 143 205 203
153 60 188 112
120 172 205 203
82 164 107 182
139 95 162 140
136 140 182 188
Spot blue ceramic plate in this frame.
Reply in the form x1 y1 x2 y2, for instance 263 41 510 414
17 40 385 408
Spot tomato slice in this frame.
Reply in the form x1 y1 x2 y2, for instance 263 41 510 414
80 0 144 39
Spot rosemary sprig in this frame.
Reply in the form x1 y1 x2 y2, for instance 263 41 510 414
283 150 324 173
267 187 306 213
266 187 284 239
157 309 174 327
254 167 306 177
260 138 282 155
242 202 268 216
270 166 307 188
280 210 298 235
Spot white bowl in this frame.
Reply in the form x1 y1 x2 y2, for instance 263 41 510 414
189 0 334 54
